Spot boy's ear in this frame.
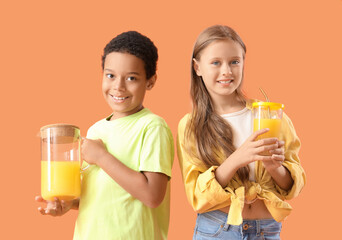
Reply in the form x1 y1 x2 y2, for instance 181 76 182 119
193 58 202 76
146 75 157 90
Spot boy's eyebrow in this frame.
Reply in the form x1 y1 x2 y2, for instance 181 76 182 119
127 72 140 75
103 69 140 75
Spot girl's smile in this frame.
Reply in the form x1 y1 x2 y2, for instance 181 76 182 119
193 39 244 105
217 78 234 85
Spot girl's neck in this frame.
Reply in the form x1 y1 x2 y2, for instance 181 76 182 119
213 92 246 115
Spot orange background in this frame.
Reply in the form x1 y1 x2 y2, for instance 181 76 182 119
1 0 341 239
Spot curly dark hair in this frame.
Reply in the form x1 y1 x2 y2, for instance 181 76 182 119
101 31 158 79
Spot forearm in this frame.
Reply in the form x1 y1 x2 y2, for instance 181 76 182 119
96 152 166 208
215 160 238 188
266 165 293 191
215 152 242 188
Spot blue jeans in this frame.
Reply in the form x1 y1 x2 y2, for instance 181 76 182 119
193 210 282 240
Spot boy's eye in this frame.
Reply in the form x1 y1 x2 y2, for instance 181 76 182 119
127 76 136 81
106 74 114 79
231 60 240 65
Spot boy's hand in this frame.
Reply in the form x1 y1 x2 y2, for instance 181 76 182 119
81 138 108 165
35 196 75 216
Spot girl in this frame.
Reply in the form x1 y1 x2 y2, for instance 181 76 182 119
177 25 305 239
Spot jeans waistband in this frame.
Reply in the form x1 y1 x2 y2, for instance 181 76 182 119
199 210 280 233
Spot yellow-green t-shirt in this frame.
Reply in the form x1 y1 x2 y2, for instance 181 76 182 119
73 108 174 240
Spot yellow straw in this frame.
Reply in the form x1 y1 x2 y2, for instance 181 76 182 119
259 87 270 102
259 87 270 118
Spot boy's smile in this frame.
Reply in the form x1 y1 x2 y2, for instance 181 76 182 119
102 52 155 120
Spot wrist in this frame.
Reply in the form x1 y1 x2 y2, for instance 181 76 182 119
264 163 286 178
263 163 279 173
215 155 240 187
263 162 284 173
71 198 80 210
226 153 242 171
96 151 113 168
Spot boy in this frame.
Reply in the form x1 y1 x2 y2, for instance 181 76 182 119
36 31 174 240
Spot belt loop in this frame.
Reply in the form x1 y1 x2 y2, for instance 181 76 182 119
223 223 229 231
256 220 261 235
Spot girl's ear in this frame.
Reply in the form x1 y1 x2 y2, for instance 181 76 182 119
146 75 157 90
193 58 202 76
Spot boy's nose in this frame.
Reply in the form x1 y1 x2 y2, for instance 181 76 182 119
113 79 126 91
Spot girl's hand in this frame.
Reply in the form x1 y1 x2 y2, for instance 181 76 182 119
229 128 280 169
81 138 108 165
262 140 285 171
216 128 281 187
35 196 75 216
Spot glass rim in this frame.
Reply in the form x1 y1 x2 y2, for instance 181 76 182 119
252 101 284 110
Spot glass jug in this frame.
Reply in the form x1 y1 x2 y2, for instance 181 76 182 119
252 102 284 139
40 124 81 201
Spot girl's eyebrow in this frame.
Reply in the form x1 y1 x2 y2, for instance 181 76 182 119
231 56 242 59
208 56 242 61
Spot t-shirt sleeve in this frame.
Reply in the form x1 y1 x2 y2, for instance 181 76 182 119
139 124 174 178
86 124 98 140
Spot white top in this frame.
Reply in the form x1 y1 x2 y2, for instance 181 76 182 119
221 108 255 181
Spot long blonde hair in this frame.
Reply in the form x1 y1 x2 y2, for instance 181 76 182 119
186 25 249 183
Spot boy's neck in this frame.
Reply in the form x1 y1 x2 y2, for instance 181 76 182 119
109 106 145 121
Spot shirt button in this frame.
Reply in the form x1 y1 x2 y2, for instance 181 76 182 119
243 224 249 230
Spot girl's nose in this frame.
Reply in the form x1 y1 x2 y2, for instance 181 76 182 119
222 64 233 76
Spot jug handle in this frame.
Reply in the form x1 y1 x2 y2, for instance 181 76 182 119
80 161 90 172
80 137 91 172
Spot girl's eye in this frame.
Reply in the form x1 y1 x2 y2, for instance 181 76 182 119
106 74 114 79
127 76 136 81
231 60 240 65
212 61 220 66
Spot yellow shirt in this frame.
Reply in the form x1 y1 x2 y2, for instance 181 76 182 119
177 100 306 225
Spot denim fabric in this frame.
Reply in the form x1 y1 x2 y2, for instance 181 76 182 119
193 210 282 240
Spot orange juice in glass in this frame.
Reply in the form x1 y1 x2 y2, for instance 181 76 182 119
40 124 81 201
252 102 284 140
